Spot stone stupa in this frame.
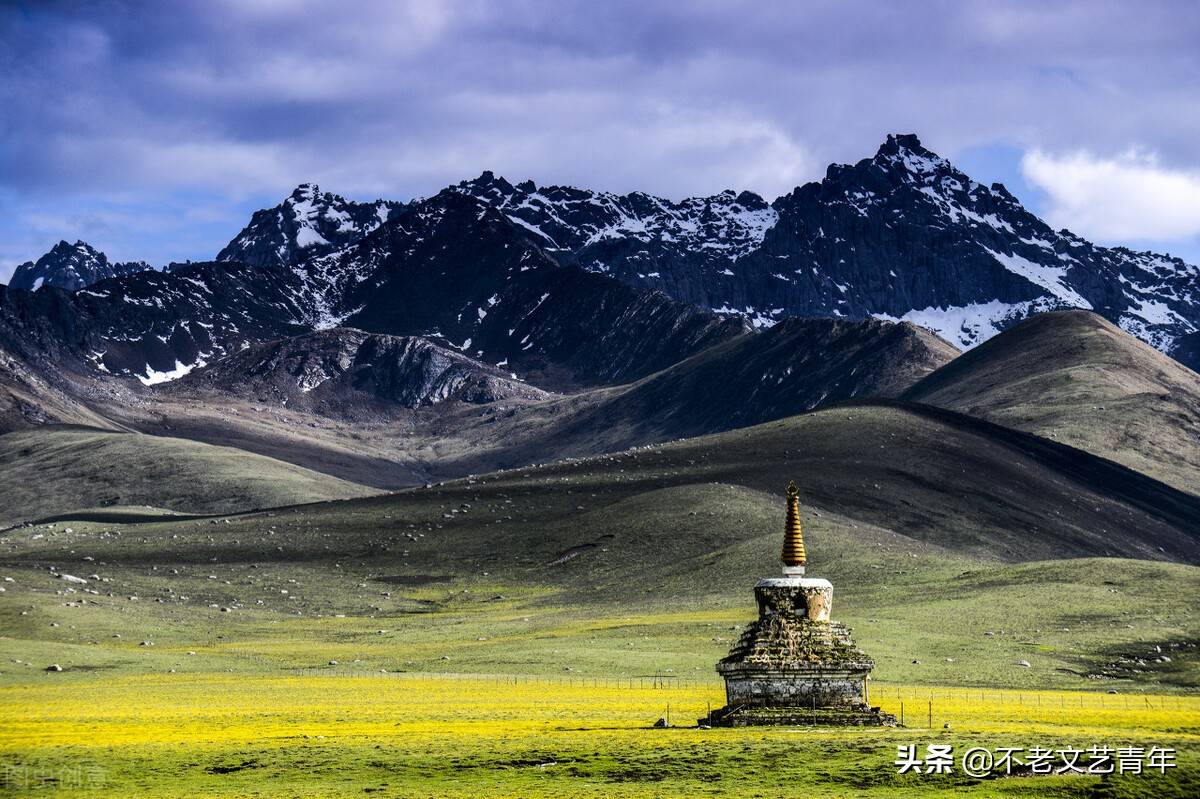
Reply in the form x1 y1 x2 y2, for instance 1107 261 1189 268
704 482 896 726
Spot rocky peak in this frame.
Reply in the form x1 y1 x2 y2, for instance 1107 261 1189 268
462 171 517 199
216 184 404 268
873 133 957 183
9 240 149 292
55 239 99 258
875 132 937 162
289 182 321 202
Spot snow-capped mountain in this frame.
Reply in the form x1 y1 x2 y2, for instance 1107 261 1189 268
216 183 405 268
752 134 1199 355
452 172 777 260
6 133 1200 395
450 172 777 321
9 240 150 292
0 193 746 392
454 135 1200 364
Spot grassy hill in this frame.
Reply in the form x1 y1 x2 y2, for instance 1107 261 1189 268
541 316 957 443
39 397 1200 562
372 400 1200 563
92 317 955 489
2 406 1197 695
905 310 1200 495
1 484 1194 693
0 427 376 525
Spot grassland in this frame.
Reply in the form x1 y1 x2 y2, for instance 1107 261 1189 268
1 481 1196 796
0 428 375 525
2 464 1197 685
2 409 1198 796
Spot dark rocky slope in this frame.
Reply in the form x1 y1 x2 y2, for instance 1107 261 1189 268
168 327 551 418
453 135 1200 366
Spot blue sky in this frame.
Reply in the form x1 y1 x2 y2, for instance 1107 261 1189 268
2 0 1199 280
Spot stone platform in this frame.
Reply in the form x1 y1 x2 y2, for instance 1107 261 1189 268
702 704 897 727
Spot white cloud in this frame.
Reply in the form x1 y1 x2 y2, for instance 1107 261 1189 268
1022 149 1200 242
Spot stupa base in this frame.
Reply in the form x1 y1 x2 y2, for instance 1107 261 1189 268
701 703 898 727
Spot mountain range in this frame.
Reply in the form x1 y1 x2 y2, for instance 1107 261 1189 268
448 134 1200 361
1 134 1199 568
8 134 1199 373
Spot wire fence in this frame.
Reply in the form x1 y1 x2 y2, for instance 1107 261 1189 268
276 668 1199 712
283 668 724 691
868 682 1196 712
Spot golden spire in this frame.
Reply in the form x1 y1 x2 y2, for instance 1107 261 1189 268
781 481 807 571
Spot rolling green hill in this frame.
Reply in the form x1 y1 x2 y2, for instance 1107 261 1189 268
0 427 376 525
2 464 1195 693
359 400 1199 564
542 315 957 444
905 310 1200 495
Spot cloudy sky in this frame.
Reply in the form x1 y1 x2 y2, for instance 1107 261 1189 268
2 0 1199 280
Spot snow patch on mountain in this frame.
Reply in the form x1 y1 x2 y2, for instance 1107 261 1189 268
139 358 205 386
982 247 1092 309
875 301 1028 349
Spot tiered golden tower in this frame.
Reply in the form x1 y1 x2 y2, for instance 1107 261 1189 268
780 481 806 573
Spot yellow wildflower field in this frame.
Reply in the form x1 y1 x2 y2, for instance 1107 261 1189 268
1 673 1196 797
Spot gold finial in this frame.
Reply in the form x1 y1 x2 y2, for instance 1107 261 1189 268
781 481 807 571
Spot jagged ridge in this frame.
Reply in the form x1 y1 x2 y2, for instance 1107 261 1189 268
10 240 149 292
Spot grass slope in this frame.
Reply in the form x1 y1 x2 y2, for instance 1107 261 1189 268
1 484 1196 688
529 316 957 445
2 429 1197 693
905 310 1200 495
2 433 1196 797
0 427 376 525
413 401 1200 563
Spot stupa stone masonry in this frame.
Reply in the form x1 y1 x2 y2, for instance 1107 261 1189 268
704 483 897 726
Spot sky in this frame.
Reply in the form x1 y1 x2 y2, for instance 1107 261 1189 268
2 0 1199 281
